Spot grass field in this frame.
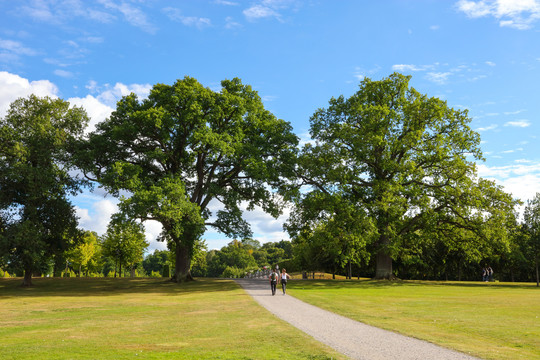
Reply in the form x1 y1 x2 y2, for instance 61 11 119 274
287 279 540 360
0 277 345 360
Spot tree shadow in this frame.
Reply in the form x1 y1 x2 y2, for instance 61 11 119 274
0 277 244 299
288 278 539 291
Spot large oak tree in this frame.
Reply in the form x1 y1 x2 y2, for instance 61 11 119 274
78 77 297 282
292 73 515 279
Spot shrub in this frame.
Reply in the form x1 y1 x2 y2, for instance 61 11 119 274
221 266 245 278
150 270 161 278
162 264 170 278
62 269 76 278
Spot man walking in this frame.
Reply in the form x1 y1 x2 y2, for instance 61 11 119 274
269 268 278 295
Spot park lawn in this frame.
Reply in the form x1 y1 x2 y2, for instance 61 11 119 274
287 280 540 360
0 278 345 360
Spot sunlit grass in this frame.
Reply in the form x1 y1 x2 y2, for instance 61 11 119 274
0 278 344 360
287 279 540 360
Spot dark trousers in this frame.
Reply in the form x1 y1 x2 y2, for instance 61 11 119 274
270 281 277 295
281 280 287 294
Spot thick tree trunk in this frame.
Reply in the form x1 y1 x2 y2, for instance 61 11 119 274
375 250 393 279
22 268 33 287
374 233 396 280
172 242 193 282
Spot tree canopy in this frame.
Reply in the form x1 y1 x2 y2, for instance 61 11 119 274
77 77 298 282
290 73 517 279
0 95 89 286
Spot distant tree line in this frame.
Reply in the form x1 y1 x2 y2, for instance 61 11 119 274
1 74 539 286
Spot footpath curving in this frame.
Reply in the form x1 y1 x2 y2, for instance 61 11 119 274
235 279 480 360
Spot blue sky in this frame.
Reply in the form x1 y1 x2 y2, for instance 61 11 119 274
1 0 540 252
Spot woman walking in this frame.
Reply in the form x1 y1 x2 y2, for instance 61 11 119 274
280 268 291 295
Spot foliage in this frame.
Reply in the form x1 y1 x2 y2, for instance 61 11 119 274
291 73 517 279
0 95 89 286
162 264 170 278
142 249 171 275
522 193 540 286
65 231 101 276
207 240 258 277
101 215 149 277
77 77 298 282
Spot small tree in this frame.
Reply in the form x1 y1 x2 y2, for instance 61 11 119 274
65 231 100 276
101 216 148 277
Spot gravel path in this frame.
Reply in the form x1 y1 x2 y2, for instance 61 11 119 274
236 279 480 360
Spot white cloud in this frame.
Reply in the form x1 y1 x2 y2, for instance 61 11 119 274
477 161 540 206
76 198 118 236
89 81 152 107
0 72 58 116
244 5 280 20
504 120 531 127
215 0 239 5
67 94 114 133
163 7 212 29
21 0 116 24
225 16 242 29
504 109 526 115
426 71 452 84
98 0 156 33
485 61 496 66
54 69 73 78
392 64 431 72
143 220 167 253
476 124 498 132
456 0 540 30
430 25 440 30
0 38 37 56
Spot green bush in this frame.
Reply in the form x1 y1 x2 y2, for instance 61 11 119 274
162 264 170 278
221 266 245 278
150 270 161 278
62 269 76 278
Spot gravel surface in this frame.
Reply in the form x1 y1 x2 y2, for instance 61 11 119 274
236 279 481 360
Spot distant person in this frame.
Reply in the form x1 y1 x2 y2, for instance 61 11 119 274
269 268 278 296
488 266 494 282
482 267 487 282
280 268 291 295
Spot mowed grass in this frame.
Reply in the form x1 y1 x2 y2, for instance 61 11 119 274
287 280 540 360
0 278 345 360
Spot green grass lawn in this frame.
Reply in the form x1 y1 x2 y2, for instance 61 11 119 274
0 278 345 360
287 279 540 360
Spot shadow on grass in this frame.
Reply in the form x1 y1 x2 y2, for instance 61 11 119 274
0 277 245 299
288 278 539 291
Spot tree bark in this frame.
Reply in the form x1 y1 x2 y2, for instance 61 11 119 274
375 250 393 279
22 268 33 287
172 241 193 282
374 234 394 279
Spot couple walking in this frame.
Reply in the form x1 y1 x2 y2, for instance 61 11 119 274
269 268 290 296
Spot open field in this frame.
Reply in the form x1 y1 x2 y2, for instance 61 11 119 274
287 279 540 360
0 278 344 360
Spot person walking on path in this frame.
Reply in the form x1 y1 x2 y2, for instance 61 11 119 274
279 268 291 295
269 268 278 295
